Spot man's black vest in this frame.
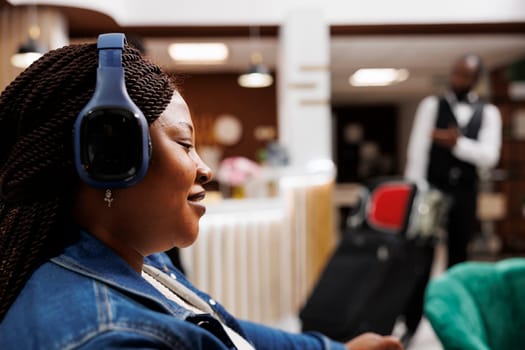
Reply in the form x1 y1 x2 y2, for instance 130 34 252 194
427 96 484 192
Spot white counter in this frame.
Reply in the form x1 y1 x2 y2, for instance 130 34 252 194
181 171 337 328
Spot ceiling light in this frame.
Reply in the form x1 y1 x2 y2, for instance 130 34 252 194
238 26 273 88
168 43 228 64
238 52 273 88
11 9 46 70
11 37 45 68
349 68 409 87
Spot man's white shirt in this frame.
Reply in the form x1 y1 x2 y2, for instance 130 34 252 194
404 91 502 183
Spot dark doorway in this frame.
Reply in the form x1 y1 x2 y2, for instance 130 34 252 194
333 104 398 183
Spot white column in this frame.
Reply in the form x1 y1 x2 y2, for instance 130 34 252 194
277 8 332 171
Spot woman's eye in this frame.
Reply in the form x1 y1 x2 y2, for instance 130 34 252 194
177 141 193 150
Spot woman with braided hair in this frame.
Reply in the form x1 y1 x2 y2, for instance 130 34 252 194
0 37 402 350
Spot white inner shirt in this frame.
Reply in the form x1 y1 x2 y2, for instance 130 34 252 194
142 264 254 350
404 92 502 184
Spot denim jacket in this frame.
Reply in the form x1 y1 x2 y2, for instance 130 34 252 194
0 231 345 350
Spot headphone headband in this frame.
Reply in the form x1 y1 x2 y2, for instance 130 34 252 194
97 33 125 50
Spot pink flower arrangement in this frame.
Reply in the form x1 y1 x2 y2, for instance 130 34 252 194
217 157 261 186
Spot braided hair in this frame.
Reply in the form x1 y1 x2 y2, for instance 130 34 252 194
0 42 175 320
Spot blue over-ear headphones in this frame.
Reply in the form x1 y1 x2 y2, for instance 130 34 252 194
73 33 150 189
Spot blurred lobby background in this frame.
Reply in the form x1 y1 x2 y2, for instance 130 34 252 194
1 1 525 348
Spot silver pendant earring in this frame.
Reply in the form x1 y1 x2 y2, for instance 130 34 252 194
104 189 114 207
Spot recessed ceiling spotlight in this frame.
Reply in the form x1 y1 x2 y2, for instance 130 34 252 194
168 43 229 64
349 68 409 87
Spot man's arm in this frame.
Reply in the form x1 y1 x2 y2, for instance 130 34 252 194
451 103 502 168
404 96 438 184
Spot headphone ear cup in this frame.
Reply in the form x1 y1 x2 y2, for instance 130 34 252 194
73 33 151 189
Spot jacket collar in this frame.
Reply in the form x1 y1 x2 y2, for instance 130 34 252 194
51 230 191 319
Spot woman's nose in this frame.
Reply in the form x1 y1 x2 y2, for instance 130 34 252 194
196 164 213 185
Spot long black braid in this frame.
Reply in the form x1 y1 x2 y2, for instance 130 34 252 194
0 42 175 321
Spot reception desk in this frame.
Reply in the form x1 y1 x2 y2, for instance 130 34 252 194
181 171 336 329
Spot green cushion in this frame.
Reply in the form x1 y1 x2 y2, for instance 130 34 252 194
424 258 525 350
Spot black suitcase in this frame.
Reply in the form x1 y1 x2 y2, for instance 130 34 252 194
299 229 435 342
299 179 446 342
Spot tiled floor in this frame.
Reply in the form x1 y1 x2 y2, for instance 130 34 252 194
408 317 443 350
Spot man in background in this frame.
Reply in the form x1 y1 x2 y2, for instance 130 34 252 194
405 53 502 268
401 53 501 346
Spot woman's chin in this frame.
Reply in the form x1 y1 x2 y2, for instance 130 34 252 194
176 229 200 248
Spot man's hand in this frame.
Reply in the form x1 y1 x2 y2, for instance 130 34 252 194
344 332 403 350
432 124 460 149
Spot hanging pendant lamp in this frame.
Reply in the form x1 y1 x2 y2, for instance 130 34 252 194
11 36 45 69
238 26 273 88
238 52 273 88
11 6 47 69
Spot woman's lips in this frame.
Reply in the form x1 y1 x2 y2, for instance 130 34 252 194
188 191 206 202
188 191 206 216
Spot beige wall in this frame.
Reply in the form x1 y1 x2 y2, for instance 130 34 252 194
179 72 278 163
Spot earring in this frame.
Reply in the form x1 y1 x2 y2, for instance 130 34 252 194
104 189 114 208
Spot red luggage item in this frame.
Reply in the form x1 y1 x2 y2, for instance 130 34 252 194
366 182 416 234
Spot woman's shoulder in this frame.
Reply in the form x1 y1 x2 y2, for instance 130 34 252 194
0 261 225 349
0 262 101 348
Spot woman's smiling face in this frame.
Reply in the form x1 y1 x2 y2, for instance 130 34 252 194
110 91 213 256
